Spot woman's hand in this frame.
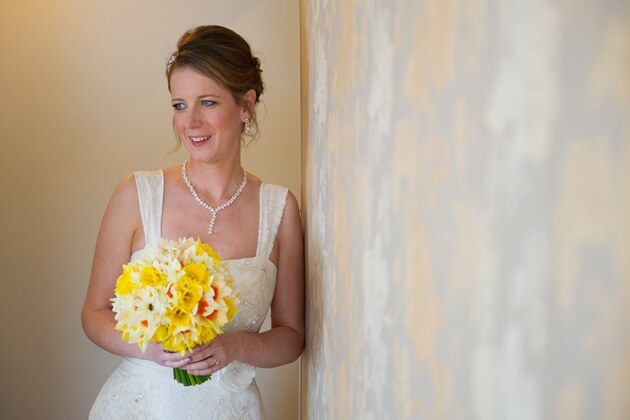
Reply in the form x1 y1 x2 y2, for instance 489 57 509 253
144 342 191 369
180 332 242 376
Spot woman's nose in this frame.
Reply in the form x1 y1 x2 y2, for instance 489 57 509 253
185 107 202 128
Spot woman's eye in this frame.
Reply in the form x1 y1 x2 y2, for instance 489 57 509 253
201 99 216 107
172 103 185 111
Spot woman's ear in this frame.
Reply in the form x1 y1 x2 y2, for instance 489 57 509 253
242 89 257 119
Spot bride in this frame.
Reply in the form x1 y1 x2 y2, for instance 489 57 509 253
81 25 304 419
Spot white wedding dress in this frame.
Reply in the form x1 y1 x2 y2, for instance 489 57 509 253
89 170 288 420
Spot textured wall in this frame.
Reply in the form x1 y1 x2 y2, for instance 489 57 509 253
301 1 630 419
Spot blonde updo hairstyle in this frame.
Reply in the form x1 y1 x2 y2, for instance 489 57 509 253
166 25 264 145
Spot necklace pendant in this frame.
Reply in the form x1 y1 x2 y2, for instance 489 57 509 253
208 211 218 235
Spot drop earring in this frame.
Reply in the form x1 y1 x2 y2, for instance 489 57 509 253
244 119 252 135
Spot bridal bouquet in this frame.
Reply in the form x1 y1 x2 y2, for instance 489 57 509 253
111 237 239 386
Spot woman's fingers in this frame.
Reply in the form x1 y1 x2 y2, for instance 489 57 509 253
162 354 191 368
145 343 190 367
181 354 219 376
183 340 229 375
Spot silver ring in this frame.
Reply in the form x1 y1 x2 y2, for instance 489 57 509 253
212 356 219 366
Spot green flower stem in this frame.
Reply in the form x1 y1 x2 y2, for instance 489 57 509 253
173 368 211 386
192 373 201 385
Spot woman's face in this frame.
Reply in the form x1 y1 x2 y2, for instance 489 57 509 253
169 66 248 164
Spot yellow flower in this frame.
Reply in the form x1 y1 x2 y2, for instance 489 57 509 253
159 332 182 353
115 265 137 295
197 240 221 264
153 325 168 344
183 264 209 291
162 324 200 354
170 305 191 328
225 295 239 321
139 266 167 287
175 275 203 312
198 326 220 344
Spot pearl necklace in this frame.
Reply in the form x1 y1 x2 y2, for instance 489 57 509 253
181 161 248 235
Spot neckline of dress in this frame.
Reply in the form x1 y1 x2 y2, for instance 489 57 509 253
131 175 266 262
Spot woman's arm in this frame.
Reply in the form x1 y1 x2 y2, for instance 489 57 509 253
81 174 191 367
184 190 305 374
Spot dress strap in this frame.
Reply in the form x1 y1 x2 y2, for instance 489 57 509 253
133 170 164 247
257 184 288 260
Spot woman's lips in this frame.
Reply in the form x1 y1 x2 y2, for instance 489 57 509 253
190 135 210 145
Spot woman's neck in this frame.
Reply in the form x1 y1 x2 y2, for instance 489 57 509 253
183 159 246 205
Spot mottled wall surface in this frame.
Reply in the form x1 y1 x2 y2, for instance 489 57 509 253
301 1 630 419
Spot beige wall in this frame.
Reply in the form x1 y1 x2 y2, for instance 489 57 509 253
0 1 300 419
301 1 630 419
